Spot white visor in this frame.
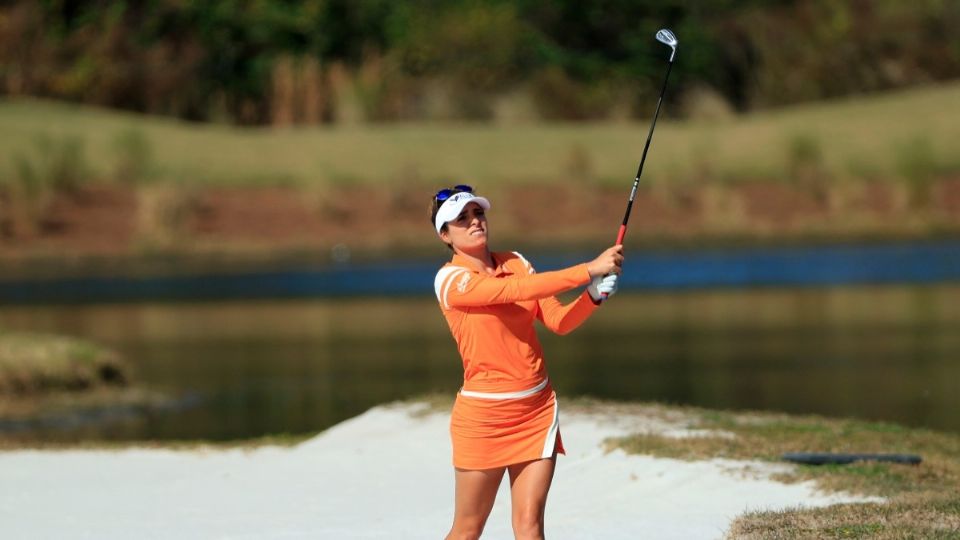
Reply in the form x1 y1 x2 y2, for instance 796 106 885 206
434 192 491 234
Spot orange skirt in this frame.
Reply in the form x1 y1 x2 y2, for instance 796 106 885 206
450 383 565 470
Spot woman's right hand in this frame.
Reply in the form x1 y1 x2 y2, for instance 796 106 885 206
586 245 624 278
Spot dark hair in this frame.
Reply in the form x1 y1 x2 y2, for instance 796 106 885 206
430 198 452 251
429 198 447 233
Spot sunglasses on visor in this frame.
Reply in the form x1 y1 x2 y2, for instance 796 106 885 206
434 184 474 206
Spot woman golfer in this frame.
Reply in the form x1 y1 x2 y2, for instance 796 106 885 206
431 185 622 539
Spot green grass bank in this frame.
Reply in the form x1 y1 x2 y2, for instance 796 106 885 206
0 330 128 416
2 82 959 189
0 331 128 394
1 83 959 263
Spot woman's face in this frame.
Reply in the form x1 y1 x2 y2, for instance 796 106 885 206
440 202 488 252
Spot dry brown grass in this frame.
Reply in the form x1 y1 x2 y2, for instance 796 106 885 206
607 406 960 539
728 495 960 539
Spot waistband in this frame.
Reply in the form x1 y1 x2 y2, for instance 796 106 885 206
459 378 548 400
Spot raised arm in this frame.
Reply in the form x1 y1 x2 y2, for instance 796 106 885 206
436 264 591 309
434 245 623 309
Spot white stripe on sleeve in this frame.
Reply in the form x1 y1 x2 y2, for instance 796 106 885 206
512 251 535 274
435 266 468 309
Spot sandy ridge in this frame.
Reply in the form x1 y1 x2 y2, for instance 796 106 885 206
0 402 875 539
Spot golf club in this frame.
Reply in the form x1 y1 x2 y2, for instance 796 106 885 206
602 28 678 299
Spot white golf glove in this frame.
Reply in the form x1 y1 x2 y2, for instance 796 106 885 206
587 273 619 303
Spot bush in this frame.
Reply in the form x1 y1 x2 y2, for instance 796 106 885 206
529 67 625 120
895 135 938 209
112 128 154 184
786 131 826 185
1 1 959 123
11 134 91 193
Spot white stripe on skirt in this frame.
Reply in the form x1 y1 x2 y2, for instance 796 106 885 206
540 392 560 459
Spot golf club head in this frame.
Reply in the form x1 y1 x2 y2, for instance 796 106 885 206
656 28 678 62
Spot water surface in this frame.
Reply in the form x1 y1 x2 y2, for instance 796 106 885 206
1 285 958 441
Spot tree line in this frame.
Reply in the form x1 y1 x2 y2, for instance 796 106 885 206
1 0 957 124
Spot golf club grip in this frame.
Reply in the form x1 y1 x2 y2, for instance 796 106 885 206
599 225 627 300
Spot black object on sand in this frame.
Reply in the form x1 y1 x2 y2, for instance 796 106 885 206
782 453 922 465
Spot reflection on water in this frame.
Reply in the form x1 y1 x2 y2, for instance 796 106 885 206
1 285 959 441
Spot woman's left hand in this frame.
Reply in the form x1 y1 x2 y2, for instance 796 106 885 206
587 274 619 303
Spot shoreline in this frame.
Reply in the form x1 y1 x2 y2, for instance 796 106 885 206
0 400 894 539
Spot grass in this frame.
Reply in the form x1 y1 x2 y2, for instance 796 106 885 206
605 406 960 539
0 424 321 451
2 389 958 537
2 395 425 452
0 82 959 190
730 498 960 539
1 84 959 258
320 395 960 537
0 331 129 394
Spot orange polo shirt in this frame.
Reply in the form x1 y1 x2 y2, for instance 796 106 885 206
434 251 598 394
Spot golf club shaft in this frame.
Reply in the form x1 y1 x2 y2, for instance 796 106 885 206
602 54 674 300
616 59 674 245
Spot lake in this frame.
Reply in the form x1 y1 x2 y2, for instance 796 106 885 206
1 284 958 441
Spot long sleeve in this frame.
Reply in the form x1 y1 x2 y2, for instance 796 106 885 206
537 290 598 335
437 263 591 309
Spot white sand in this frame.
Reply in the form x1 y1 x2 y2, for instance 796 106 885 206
0 402 876 539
